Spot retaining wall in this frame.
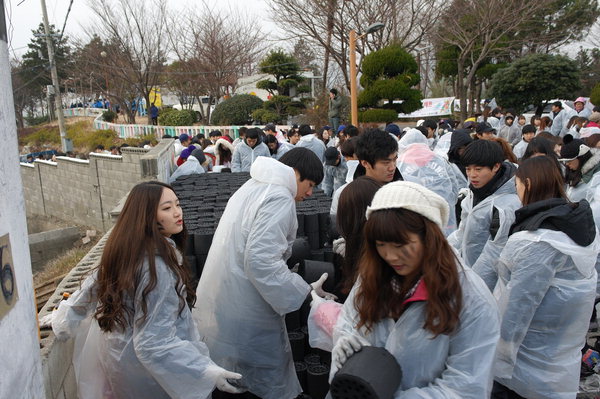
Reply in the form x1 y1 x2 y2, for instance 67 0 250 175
20 139 176 231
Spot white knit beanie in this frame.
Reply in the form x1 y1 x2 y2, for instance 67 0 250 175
366 181 449 229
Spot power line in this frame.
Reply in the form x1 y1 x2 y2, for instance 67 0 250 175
58 0 74 41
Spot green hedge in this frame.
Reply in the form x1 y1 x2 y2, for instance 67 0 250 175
358 109 398 123
158 109 196 126
211 94 264 125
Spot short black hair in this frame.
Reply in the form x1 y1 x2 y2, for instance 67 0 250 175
422 119 437 130
330 88 338 95
246 128 260 140
264 134 278 144
299 124 313 136
416 126 428 137
461 140 503 168
345 125 360 137
279 147 324 185
238 127 247 137
355 128 398 166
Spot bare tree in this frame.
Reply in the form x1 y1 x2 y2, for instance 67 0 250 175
432 0 548 122
165 2 265 123
269 0 444 91
85 0 169 125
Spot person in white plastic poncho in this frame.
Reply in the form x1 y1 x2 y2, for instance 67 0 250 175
447 139 521 291
193 148 334 399
396 129 461 235
492 156 599 399
52 181 242 399
330 181 500 398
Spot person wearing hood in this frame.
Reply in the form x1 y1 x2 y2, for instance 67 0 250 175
447 128 473 179
322 147 348 197
448 140 521 291
169 149 207 183
497 115 521 147
214 138 235 168
560 135 600 229
397 129 461 235
550 101 574 137
574 97 592 119
193 149 334 399
264 134 293 160
231 127 270 172
296 124 327 162
492 156 599 399
512 124 536 160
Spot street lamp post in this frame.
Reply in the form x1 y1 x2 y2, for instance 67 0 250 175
349 22 385 126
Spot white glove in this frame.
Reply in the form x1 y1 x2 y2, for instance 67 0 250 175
205 365 245 394
310 289 327 309
332 335 370 369
310 273 338 301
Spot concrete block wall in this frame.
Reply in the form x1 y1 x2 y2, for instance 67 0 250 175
20 140 177 232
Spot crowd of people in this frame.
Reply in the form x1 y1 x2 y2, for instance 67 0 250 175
51 95 600 399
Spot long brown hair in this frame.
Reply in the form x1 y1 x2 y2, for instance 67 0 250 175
355 209 462 336
489 136 517 163
95 181 195 332
337 177 382 294
539 116 552 131
516 156 568 205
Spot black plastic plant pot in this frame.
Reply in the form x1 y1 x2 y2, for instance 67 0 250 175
329 346 402 399
318 212 329 233
300 260 335 293
310 249 325 262
307 364 330 399
297 213 306 237
295 361 308 393
289 331 306 362
184 233 195 256
287 237 312 269
304 353 321 367
305 213 319 233
286 310 301 332
194 232 214 255
323 248 335 263
184 255 199 282
307 231 321 250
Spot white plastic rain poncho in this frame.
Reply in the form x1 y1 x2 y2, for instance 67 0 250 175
193 156 311 399
323 157 348 197
397 130 460 235
52 244 219 399
447 164 521 290
169 154 205 183
271 141 294 160
566 149 600 227
331 266 500 398
494 229 599 398
231 139 270 172
297 134 327 162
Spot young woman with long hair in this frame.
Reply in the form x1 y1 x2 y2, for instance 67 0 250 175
492 156 599 398
336 176 383 295
331 181 499 397
53 181 242 399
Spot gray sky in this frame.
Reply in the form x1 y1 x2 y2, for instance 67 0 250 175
4 0 273 58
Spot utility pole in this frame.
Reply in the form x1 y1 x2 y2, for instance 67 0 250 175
39 0 70 152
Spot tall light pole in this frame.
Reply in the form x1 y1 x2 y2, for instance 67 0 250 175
349 22 385 126
39 0 70 152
